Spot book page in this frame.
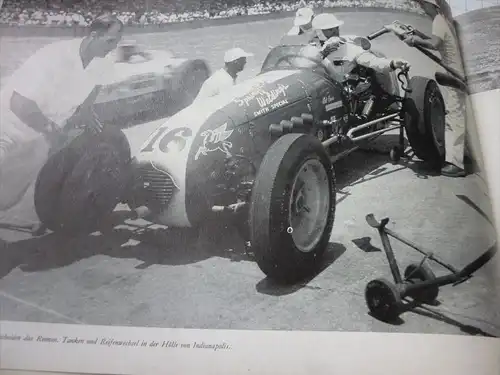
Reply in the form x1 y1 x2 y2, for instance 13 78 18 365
455 3 500 237
0 1 498 374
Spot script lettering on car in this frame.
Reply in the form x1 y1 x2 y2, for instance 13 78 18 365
233 83 290 109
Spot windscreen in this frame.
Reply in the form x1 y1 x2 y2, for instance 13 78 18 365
260 44 326 73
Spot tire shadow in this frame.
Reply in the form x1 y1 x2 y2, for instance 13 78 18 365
333 134 408 198
255 242 347 296
0 211 257 279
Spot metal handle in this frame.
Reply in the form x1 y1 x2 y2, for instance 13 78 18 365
397 67 412 93
366 27 389 40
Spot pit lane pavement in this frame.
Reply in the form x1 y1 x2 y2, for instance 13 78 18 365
0 11 499 336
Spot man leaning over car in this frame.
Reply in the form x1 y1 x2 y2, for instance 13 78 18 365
310 13 411 78
0 13 124 235
403 0 467 177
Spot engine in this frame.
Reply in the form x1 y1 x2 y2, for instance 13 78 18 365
342 66 378 122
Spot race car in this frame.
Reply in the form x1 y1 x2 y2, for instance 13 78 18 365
92 42 211 125
34 21 460 284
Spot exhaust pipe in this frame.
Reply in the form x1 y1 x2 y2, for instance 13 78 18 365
346 113 399 139
322 135 339 148
211 202 247 213
349 124 401 142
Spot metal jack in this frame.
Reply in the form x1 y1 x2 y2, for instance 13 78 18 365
363 213 497 321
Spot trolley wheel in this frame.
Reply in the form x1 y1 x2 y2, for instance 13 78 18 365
365 278 402 321
389 146 402 163
404 263 439 304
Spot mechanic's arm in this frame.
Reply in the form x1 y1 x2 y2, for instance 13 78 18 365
404 15 447 51
304 47 344 80
10 91 58 135
404 34 442 51
64 85 104 132
354 52 394 73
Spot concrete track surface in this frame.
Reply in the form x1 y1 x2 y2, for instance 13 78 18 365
1 11 499 336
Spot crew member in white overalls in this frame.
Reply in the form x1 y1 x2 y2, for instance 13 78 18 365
311 13 410 88
404 0 467 177
0 14 123 234
194 47 253 100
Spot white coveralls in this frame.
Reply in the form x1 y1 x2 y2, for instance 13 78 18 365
194 68 236 101
0 39 115 222
432 14 467 169
319 37 400 96
287 25 302 36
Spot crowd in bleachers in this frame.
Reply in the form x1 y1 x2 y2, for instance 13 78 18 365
0 0 425 27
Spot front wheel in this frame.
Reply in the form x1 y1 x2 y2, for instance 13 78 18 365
403 77 446 167
249 133 336 284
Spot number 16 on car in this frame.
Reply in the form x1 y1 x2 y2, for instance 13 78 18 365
140 126 193 154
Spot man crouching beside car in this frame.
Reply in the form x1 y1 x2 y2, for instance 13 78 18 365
0 13 123 235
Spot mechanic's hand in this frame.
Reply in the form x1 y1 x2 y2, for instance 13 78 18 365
322 37 342 55
403 35 417 47
391 59 411 71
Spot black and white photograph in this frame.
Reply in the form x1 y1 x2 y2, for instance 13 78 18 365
0 0 499 352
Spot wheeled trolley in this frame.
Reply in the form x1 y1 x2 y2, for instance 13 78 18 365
363 213 497 321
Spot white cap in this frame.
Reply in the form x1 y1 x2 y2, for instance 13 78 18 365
224 47 253 63
312 13 344 30
294 7 314 27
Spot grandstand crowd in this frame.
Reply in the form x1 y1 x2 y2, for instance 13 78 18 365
0 0 424 27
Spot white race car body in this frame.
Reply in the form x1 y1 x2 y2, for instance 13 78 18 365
93 44 211 124
130 69 299 227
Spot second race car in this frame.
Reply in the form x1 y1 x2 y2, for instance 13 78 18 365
33 21 462 284
92 42 211 125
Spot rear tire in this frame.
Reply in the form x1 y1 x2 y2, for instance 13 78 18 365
34 126 131 234
249 133 336 284
403 77 446 168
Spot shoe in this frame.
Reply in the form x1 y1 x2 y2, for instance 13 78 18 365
441 163 466 177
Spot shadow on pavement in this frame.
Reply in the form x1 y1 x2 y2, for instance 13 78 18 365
0 211 252 279
254 242 347 296
366 298 500 336
456 194 494 226
411 305 499 337
352 236 382 253
398 157 441 179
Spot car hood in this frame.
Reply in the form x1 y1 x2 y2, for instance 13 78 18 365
137 68 304 155
133 68 308 226
134 67 304 173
